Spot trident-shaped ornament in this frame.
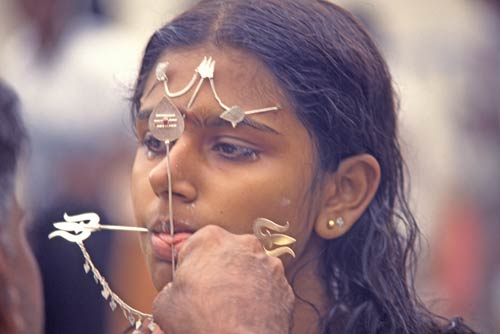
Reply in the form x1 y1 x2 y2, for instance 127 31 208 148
48 212 148 243
48 212 153 329
253 218 296 258
151 57 280 128
48 212 98 242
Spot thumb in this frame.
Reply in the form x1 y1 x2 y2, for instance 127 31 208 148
152 282 175 329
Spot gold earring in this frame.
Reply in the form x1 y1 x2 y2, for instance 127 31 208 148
327 217 345 229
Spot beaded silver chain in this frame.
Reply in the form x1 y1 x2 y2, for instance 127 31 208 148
77 241 157 331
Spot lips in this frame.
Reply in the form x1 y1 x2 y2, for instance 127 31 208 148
148 218 195 262
151 232 192 262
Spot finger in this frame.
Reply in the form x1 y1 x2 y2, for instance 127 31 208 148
152 282 175 328
237 234 265 253
266 254 286 277
152 326 166 334
177 224 228 264
154 282 173 306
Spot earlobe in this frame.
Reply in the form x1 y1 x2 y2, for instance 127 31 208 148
315 154 381 240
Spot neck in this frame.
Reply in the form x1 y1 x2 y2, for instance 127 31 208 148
286 234 330 334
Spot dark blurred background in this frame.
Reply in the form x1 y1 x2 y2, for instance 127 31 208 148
0 0 498 333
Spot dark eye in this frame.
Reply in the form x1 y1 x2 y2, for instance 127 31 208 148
143 132 166 158
212 142 259 162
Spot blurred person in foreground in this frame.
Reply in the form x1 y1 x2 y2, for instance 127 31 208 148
0 80 43 333
2 0 148 332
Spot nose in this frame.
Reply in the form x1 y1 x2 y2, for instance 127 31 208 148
148 140 198 203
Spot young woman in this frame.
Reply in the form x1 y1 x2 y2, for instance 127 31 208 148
129 1 476 333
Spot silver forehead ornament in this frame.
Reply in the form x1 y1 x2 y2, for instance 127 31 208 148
153 56 280 128
148 97 185 142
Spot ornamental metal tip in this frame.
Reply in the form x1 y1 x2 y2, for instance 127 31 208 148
219 106 245 128
148 97 185 142
253 218 296 258
48 212 154 325
196 56 215 79
155 62 169 81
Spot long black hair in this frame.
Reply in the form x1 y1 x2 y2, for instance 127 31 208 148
0 80 25 219
0 80 27 334
130 1 476 333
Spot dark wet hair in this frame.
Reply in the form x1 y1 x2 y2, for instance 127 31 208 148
130 1 476 333
0 80 26 334
0 80 25 218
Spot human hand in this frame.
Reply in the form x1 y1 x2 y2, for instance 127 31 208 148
152 225 295 334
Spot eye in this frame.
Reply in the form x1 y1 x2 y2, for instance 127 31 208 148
212 141 259 162
143 132 166 159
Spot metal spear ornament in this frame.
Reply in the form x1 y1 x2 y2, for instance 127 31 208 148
48 212 155 331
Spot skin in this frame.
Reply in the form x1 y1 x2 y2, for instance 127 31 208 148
132 45 322 284
131 45 381 333
151 226 295 334
0 195 43 334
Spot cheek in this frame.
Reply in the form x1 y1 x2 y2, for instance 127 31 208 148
257 165 318 245
130 152 155 217
212 165 314 233
260 165 314 217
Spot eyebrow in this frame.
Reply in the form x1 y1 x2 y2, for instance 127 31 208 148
137 107 281 135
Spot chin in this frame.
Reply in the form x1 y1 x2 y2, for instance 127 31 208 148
150 260 174 291
139 236 174 290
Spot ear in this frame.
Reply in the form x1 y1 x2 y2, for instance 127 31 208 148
315 154 381 239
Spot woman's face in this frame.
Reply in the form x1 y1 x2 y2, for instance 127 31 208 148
131 46 322 290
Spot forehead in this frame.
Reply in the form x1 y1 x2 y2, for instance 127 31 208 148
141 45 286 112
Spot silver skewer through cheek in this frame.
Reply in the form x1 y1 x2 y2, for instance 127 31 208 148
48 212 148 243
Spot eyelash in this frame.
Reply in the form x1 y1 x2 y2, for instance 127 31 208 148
143 132 166 159
212 141 259 162
142 132 259 162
